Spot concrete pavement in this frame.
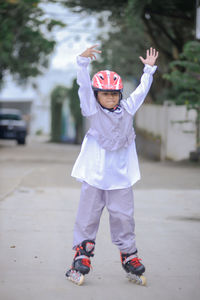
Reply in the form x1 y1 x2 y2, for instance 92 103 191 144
0 136 200 300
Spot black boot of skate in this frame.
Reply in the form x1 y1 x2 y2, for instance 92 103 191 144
120 251 145 276
67 240 95 276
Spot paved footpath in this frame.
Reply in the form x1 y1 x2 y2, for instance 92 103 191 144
0 136 200 300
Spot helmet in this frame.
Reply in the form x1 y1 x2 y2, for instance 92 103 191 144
92 70 123 92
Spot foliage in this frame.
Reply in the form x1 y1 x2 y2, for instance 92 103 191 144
62 0 195 102
68 78 83 144
0 0 65 87
127 0 195 59
62 0 128 13
163 41 200 109
50 85 68 142
50 81 83 144
92 15 147 80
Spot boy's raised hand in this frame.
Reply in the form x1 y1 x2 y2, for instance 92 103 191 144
139 47 159 66
80 44 102 60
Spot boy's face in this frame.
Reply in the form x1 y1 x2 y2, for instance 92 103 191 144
97 91 120 109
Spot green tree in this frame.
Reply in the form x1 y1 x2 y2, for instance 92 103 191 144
50 81 83 144
163 41 200 159
127 0 194 60
0 0 65 87
50 85 68 142
68 78 83 144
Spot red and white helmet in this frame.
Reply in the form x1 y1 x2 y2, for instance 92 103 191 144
92 70 123 92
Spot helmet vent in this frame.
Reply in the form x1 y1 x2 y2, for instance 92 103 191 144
99 74 104 80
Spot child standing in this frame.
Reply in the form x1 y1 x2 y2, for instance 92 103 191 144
66 45 158 284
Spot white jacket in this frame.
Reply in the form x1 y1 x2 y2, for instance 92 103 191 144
76 55 157 151
71 56 157 190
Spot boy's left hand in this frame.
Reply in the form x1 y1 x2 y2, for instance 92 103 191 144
139 47 159 66
80 44 102 60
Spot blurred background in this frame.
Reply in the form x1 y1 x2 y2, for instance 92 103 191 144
0 0 199 162
0 2 200 299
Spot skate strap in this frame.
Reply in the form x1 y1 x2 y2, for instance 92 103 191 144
123 254 138 264
74 255 90 262
85 242 95 253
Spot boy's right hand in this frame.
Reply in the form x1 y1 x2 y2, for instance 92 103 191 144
80 45 102 60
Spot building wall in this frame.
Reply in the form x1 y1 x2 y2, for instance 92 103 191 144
30 102 50 135
135 103 197 161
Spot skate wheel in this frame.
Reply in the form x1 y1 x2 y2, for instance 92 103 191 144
139 275 146 286
66 269 84 286
127 273 146 286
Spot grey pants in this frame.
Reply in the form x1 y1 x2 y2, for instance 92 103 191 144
73 182 137 253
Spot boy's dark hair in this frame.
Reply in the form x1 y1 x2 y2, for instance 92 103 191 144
93 90 123 100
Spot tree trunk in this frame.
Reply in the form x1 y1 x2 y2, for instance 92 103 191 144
75 124 83 145
51 101 62 143
196 106 200 152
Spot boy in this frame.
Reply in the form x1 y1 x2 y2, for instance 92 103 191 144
66 45 158 285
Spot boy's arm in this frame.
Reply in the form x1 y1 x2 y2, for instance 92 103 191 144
123 48 158 115
76 45 101 117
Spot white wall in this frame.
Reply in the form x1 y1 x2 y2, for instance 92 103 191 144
135 103 197 161
30 102 50 135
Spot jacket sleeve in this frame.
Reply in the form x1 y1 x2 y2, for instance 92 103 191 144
122 64 157 115
76 56 98 117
